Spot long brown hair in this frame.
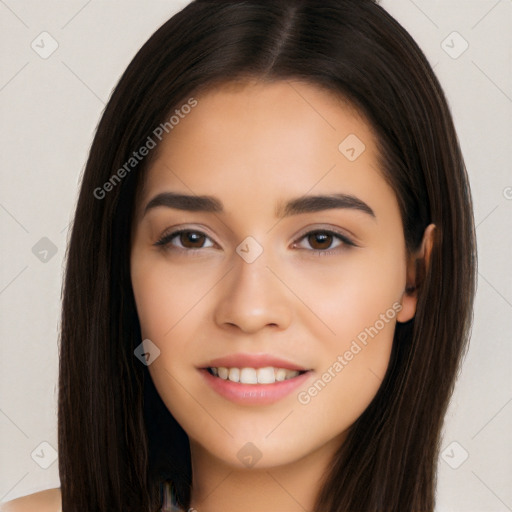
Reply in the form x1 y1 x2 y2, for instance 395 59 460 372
58 1 477 510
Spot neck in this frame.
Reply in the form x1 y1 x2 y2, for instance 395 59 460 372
187 434 345 512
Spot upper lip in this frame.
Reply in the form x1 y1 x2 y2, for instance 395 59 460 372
200 353 309 371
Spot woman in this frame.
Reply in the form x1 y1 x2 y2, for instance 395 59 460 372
2 0 476 510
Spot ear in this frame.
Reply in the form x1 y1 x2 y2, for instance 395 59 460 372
396 223 436 323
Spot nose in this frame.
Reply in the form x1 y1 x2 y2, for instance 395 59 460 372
213 250 293 334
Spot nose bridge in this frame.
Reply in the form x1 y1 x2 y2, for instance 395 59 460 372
213 243 292 332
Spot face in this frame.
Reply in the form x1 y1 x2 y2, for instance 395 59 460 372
130 79 414 471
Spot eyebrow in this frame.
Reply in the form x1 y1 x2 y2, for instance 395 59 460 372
143 192 376 219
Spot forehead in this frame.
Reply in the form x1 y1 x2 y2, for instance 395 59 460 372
138 79 390 214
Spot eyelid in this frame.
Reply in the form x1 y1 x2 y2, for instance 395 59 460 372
153 225 219 249
291 224 357 247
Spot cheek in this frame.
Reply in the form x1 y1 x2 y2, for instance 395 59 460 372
299 339 392 435
289 249 403 415
131 256 217 340
283 246 405 342
131 261 211 428
295 293 397 433
131 270 172 340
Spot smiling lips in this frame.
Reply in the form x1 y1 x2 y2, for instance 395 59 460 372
209 366 303 384
199 353 312 404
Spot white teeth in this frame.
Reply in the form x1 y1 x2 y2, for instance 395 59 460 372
275 368 287 382
210 366 302 384
228 367 240 383
257 366 275 384
240 367 258 384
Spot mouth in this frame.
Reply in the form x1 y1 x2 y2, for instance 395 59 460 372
198 353 312 404
205 366 309 384
199 364 312 405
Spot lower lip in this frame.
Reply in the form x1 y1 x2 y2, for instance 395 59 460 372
199 368 312 405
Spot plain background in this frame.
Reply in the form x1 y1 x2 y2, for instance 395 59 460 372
0 0 511 510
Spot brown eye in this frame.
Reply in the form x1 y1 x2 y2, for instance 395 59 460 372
154 229 215 250
307 232 334 250
293 229 356 254
179 231 206 248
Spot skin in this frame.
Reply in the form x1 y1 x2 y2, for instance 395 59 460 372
0 489 61 512
130 79 434 512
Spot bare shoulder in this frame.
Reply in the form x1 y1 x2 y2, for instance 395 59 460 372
0 488 61 512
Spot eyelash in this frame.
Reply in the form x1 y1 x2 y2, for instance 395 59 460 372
154 228 357 256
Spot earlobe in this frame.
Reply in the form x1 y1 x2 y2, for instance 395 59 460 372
396 223 436 323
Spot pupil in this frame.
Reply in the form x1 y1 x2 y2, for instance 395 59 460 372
181 232 204 247
309 233 331 250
